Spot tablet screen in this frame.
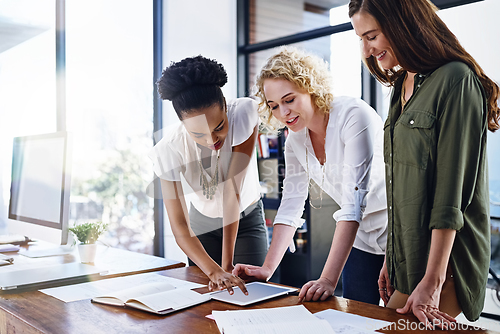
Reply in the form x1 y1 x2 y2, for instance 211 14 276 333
210 282 297 306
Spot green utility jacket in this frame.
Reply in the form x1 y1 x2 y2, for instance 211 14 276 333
384 61 490 321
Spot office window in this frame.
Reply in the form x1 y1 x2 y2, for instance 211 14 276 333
328 6 361 99
248 35 360 97
250 0 346 44
438 0 500 220
247 0 331 90
436 1 500 287
248 35 330 93
247 4 360 99
0 0 56 233
65 1 155 254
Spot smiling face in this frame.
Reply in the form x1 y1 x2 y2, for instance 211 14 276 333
351 11 399 70
181 104 228 151
263 78 317 133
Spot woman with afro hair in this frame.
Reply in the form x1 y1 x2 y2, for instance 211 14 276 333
149 55 268 294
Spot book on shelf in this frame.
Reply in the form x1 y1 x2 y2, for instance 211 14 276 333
267 134 279 157
257 133 281 159
258 133 270 158
91 281 210 315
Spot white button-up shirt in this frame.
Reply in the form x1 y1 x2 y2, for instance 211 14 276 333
275 96 388 254
149 98 261 218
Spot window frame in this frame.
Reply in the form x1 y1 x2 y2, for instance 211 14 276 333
55 0 164 256
236 0 485 108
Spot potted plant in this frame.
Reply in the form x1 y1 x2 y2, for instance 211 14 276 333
69 221 108 263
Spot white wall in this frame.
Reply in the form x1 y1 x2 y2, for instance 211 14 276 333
160 0 237 263
162 0 237 127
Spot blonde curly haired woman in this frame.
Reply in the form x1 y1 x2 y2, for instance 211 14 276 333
233 46 388 305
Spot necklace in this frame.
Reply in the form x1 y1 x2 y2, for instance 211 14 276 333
305 139 325 210
198 151 220 200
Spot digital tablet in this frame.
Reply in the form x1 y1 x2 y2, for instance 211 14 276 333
209 282 297 306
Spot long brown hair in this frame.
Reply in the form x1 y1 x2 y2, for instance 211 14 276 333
348 0 500 132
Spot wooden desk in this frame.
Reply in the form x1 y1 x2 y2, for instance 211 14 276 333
0 242 185 289
0 266 496 334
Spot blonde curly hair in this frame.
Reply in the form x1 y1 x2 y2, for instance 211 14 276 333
253 46 334 133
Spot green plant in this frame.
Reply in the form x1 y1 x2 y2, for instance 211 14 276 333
69 221 108 245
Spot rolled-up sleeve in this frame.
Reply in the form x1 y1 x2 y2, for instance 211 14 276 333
273 139 307 229
428 73 485 231
332 105 376 223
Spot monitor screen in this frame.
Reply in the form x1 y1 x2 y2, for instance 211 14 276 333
8 131 71 245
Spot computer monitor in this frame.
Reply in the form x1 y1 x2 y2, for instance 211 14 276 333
7 131 72 247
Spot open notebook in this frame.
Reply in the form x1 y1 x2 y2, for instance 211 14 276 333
91 281 297 315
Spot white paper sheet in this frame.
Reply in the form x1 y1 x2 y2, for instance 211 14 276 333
314 308 393 332
213 305 335 334
40 272 204 302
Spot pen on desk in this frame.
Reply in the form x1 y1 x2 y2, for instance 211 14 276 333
0 254 14 265
0 260 13 267
288 289 300 296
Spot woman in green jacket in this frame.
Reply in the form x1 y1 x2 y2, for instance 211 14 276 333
349 0 500 329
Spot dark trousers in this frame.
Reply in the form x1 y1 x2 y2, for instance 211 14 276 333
342 247 385 305
188 199 268 267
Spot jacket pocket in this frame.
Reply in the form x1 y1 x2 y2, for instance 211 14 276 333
393 110 435 169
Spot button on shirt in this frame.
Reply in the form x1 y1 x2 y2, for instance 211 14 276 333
384 62 490 321
148 98 261 218
275 96 388 255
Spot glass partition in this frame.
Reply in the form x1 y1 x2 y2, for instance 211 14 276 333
0 0 56 234
250 0 349 44
66 0 155 254
438 0 500 219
